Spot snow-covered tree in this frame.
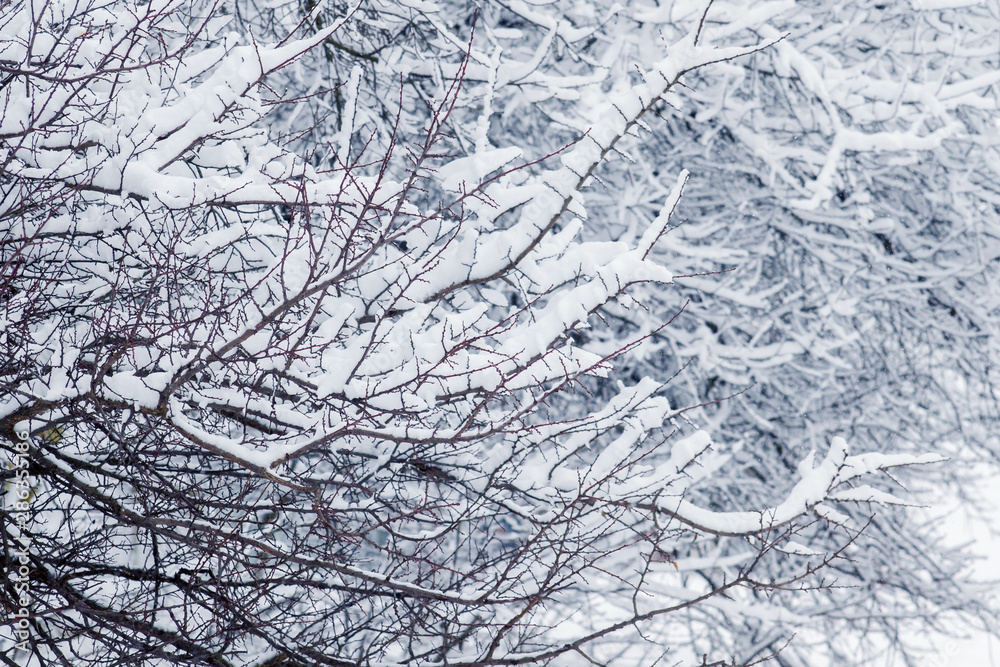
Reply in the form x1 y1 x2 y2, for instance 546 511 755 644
391 0 1000 661
1 0 995 665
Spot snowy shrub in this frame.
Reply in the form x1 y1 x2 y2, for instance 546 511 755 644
1 0 995 665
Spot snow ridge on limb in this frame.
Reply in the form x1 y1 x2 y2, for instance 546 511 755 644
651 436 946 537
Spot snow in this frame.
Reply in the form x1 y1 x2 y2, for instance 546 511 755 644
6 1 993 664
659 437 943 536
436 147 522 192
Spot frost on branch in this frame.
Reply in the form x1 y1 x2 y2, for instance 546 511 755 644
0 0 972 665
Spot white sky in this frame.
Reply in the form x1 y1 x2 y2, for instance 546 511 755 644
905 474 1000 666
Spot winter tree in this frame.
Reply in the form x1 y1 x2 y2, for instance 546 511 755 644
1 0 996 665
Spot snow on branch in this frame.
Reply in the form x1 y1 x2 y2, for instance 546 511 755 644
0 1 965 665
